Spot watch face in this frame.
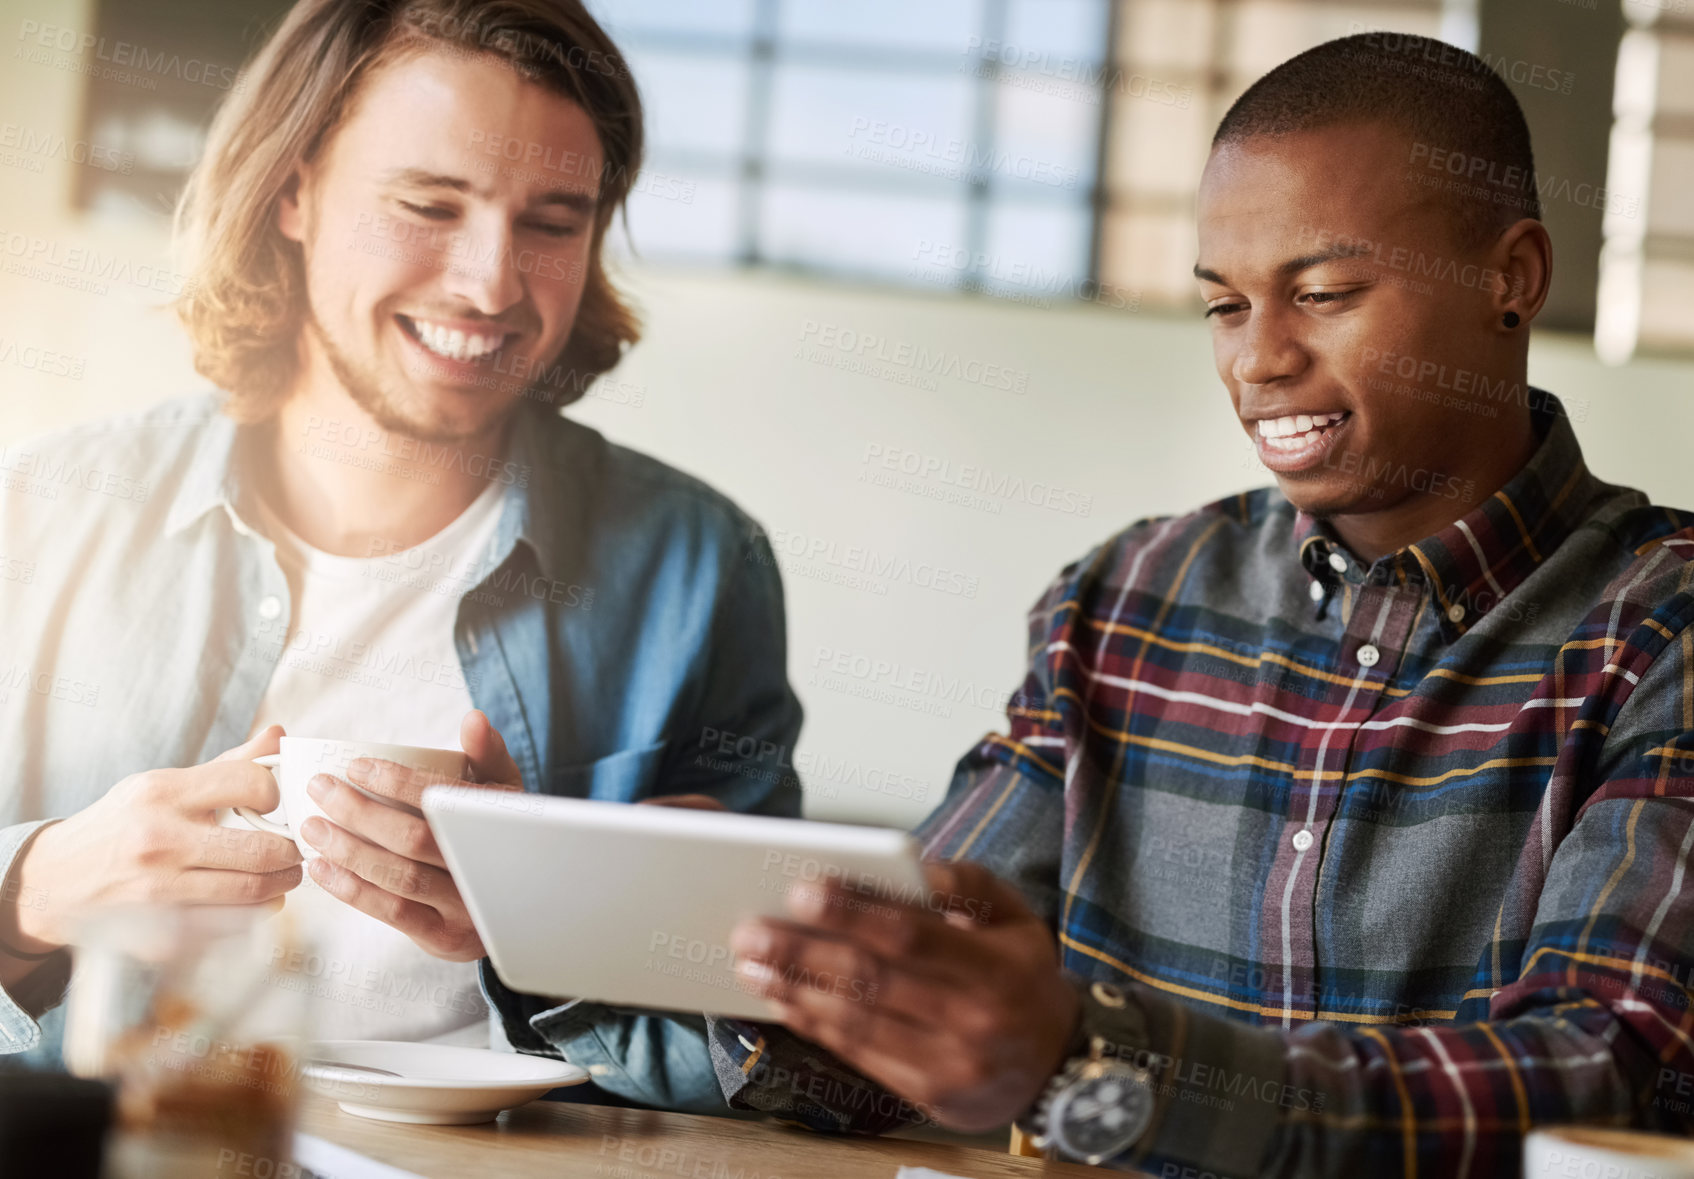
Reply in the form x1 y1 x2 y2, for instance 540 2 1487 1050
1050 1063 1154 1163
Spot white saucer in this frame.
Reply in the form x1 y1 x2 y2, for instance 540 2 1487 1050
302 1040 589 1124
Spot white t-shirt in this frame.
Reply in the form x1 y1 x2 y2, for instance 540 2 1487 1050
245 478 508 1044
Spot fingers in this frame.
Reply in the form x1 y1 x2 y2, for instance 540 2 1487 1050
461 710 523 788
306 851 482 962
171 759 287 815
768 880 993 985
193 822 303 873
732 925 937 1026
920 859 1028 926
342 758 451 811
299 813 450 906
307 853 442 941
728 926 960 1116
306 774 445 868
638 794 728 811
213 724 285 763
174 864 303 905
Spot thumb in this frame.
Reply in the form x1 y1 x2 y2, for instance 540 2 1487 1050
922 859 1024 928
462 710 522 789
213 724 285 763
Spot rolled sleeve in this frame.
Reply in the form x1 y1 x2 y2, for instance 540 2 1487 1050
478 959 725 1113
702 1012 932 1135
0 820 73 1056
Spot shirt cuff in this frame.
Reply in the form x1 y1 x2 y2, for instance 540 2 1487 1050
476 958 574 1060
702 1013 930 1134
1121 982 1292 1178
477 959 727 1112
0 820 73 1056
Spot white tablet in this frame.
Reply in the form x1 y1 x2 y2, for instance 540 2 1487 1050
421 787 927 1020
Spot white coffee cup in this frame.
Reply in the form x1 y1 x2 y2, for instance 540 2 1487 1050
1524 1126 1694 1178
234 737 469 860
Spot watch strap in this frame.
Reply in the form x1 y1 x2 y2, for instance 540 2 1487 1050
1016 976 1158 1151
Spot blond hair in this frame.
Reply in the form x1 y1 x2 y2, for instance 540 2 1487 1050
172 0 643 421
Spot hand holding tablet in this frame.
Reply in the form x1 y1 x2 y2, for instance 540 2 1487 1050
422 788 926 1020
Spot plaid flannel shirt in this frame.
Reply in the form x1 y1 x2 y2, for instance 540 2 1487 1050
704 392 1694 1177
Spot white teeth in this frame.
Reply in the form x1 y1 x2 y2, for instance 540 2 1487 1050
406 317 507 362
1257 411 1345 441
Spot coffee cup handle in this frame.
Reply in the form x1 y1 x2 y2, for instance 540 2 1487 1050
234 754 291 836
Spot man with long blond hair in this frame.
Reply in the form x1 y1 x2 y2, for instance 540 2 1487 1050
0 0 797 1111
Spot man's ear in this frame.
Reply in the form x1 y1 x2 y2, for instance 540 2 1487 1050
277 168 308 244
1492 217 1552 329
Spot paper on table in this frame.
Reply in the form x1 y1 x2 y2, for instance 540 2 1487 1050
293 1132 429 1179
895 1168 980 1179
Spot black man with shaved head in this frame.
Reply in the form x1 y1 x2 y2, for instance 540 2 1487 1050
699 32 1694 1177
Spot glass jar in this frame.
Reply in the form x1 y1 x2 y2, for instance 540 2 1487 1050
62 904 312 1179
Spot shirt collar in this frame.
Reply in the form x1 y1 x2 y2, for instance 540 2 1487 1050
495 406 594 584
1293 391 1608 637
163 407 248 538
164 401 588 584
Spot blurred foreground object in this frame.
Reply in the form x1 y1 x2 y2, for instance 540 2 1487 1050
63 904 311 1178
0 1066 113 1178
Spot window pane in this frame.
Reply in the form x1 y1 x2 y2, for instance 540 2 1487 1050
1117 0 1220 71
1004 0 1111 63
1647 138 1694 236
768 64 976 183
624 49 750 158
1105 92 1210 196
779 0 984 53
979 203 1095 303
1656 32 1694 117
1099 207 1200 305
759 185 969 280
622 173 742 260
589 0 756 38
990 71 1102 199
1639 257 1694 349
1232 1 1438 74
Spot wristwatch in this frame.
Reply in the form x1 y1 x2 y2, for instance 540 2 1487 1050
1024 980 1157 1166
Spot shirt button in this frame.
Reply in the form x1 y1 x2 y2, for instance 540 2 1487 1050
1356 643 1381 668
1327 552 1348 573
1447 603 1466 623
1309 580 1325 603
1091 982 1127 1008
1292 829 1315 852
258 596 283 621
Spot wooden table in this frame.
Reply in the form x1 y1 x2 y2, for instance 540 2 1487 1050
299 1093 1118 1178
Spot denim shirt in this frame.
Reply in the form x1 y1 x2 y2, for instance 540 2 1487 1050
0 392 801 1111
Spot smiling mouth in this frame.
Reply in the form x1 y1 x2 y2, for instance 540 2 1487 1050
396 314 514 364
1256 411 1350 452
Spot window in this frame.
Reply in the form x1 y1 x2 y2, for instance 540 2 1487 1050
1094 0 1447 308
596 0 1109 303
65 0 1693 356
70 0 292 223
1596 0 1694 360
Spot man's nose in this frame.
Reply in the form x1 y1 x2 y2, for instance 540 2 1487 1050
1231 309 1306 387
444 220 525 316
